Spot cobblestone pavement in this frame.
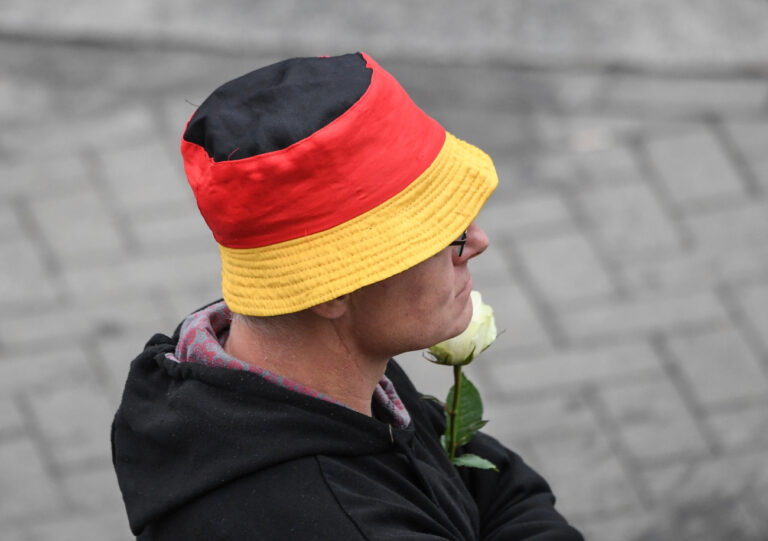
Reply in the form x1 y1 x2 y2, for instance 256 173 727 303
2 11 768 541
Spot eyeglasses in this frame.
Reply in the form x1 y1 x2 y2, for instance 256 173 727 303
449 230 468 257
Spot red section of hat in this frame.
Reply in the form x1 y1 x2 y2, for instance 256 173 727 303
181 53 445 249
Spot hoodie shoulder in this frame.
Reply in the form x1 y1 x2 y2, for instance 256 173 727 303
112 323 394 535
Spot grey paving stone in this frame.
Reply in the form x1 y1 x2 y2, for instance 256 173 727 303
0 345 90 394
683 201 768 251
640 451 768 510
431 109 545 157
0 76 54 125
732 280 768 354
392 63 558 114
579 181 685 260
750 159 768 194
483 389 596 440
157 286 227 325
470 274 552 353
707 401 768 451
0 296 166 349
576 510 656 541
93 329 165 402
22 45 263 102
722 120 768 167
526 72 606 111
100 140 191 214
483 340 663 395
602 76 768 115
577 144 646 186
513 229 617 305
0 155 89 199
62 250 221 300
27 190 126 266
621 239 768 296
27 381 114 468
559 123 620 156
631 494 768 541
0 437 61 522
60 464 124 513
529 429 640 517
0 396 24 436
752 463 768 518
130 206 215 253
9 0 768 66
6 509 133 541
0 239 59 306
1 104 158 162
530 114 593 153
510 151 586 191
559 291 730 342
478 192 573 236
0 201 24 242
598 376 710 462
568 115 682 150
666 326 768 406
646 129 747 207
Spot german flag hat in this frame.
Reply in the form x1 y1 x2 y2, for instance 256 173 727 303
181 52 498 316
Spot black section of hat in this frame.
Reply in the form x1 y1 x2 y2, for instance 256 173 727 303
183 53 372 162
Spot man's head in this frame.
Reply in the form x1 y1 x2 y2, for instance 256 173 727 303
181 52 497 320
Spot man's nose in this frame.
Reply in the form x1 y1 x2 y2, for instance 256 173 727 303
454 222 489 262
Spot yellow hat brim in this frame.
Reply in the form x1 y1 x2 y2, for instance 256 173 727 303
219 132 498 316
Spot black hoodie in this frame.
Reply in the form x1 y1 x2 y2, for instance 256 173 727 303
112 307 583 540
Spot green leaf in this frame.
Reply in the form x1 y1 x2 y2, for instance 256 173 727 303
455 419 488 447
452 453 498 471
444 373 485 449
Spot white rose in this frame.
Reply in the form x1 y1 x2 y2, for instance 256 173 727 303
427 290 497 366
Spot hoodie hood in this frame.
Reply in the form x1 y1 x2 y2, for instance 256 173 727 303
111 302 414 534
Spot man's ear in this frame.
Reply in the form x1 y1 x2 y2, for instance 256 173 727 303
309 295 349 320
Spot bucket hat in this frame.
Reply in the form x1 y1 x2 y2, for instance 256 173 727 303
181 52 497 316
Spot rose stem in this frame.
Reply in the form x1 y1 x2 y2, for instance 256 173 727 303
449 365 462 460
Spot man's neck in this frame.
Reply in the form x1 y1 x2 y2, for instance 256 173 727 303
223 315 389 416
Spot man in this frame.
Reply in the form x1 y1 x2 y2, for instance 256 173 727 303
112 52 583 540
